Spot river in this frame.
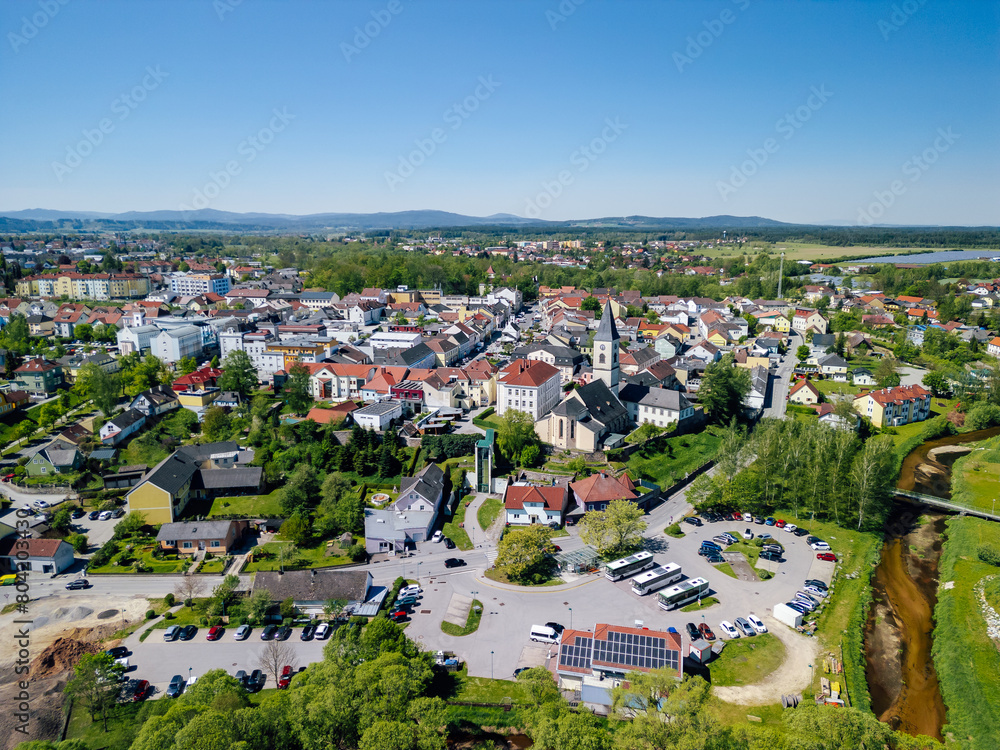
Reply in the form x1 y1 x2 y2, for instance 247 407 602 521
864 426 1000 739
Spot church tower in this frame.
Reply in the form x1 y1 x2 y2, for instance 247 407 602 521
593 300 620 393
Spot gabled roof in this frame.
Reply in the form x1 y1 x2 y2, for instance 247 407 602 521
505 484 567 511
570 471 638 504
789 380 820 397
498 359 560 388
0 537 70 559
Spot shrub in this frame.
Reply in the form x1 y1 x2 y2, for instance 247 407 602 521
977 545 1000 566
758 570 774 580
204 552 214 560
164 593 175 606
664 523 685 538
348 544 368 562
146 609 155 620
184 598 193 608
199 616 208 626
164 611 174 620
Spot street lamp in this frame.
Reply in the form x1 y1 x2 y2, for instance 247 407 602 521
568 607 573 630
808 663 813 686
188 666 192 682
417 562 422 584
491 650 494 680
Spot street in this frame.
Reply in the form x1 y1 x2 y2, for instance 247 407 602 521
762 330 799 419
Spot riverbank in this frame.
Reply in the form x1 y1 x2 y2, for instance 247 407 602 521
932 516 1000 749
949 434 1000 516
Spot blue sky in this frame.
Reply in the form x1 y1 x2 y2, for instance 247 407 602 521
1 0 997 225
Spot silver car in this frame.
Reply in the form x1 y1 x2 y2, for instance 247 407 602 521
234 624 251 640
734 617 756 637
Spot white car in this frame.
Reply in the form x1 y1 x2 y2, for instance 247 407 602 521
234 624 251 640
719 620 740 639
784 523 798 533
31 500 50 510
747 615 768 634
98 510 113 521
314 622 330 640
742 513 752 522
400 585 422 597
431 531 443 543
742 528 754 540
809 541 831 551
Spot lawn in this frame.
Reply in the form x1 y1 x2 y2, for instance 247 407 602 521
887 398 960 448
477 497 504 531
440 599 483 637
950 434 1000 515
243 540 353 572
66 696 145 750
812 379 865 399
145 601 211 630
714 562 737 579
624 430 722 487
681 596 720 612
932 516 1000 748
441 496 473 550
207 489 283 518
709 632 785 687
87 541 189 575
701 241 938 263
724 540 760 568
196 556 230 574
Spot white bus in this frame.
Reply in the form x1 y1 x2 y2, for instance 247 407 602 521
657 577 710 611
630 563 683 596
605 551 655 581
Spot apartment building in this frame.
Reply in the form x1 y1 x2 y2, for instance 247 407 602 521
853 384 931 428
16 273 150 300
496 359 561 421
169 273 231 297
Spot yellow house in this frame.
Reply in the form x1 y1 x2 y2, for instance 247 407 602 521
127 453 197 524
705 329 729 347
177 388 220 410
788 380 820 405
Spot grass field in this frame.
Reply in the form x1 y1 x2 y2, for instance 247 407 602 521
66 697 144 750
208 490 283 518
441 496 473 550
625 431 721 487
87 541 189 575
812 379 865 399
243 540 353 572
701 241 939 262
681 596 721 612
440 599 483 637
950 435 1000 515
709 632 785 687
477 497 504 531
932 516 1000 749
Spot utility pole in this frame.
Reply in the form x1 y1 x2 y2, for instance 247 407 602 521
777 252 785 299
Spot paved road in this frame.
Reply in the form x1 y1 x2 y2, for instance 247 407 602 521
762 330 800 420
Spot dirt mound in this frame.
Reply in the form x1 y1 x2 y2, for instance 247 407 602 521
97 609 119 620
30 637 99 679
0 675 68 750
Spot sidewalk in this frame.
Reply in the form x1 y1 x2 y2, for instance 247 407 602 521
471 570 604 594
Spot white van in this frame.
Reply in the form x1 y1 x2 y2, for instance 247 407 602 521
529 625 559 644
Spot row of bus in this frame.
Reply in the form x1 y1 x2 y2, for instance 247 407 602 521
605 550 711 611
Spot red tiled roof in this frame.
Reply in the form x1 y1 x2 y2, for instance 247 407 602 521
570 472 638 504
504 485 567 511
0 537 68 559
854 384 930 405
498 359 560 388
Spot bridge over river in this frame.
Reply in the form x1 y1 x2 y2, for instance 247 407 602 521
894 489 1000 522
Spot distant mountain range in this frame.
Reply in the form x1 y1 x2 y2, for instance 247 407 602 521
0 208 796 233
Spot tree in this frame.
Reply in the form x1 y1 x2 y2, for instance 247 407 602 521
174 575 206 604
280 463 320 515
284 363 313 414
578 498 647 558
73 323 94 341
258 639 297 684
580 296 601 315
966 401 1000 430
520 443 541 467
874 357 900 388
63 653 125 730
922 370 949 397
177 355 198 375
699 354 752 425
39 402 61 430
496 409 538 464
113 510 146 539
324 598 348 621
50 506 72 534
377 433 401 479
796 344 811 362
219 349 258 398
281 511 311 545
626 421 664 444
359 720 415 750
834 332 847 357
246 588 272 624
74 361 122 417
494 525 552 582
202 406 232 442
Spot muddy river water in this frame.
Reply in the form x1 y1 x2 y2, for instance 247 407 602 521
864 426 1000 739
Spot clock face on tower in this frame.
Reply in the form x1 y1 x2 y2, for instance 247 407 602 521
600 345 606 351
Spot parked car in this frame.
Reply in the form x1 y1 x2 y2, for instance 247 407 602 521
731 512 742 521
804 585 828 598
179 625 197 641
816 552 838 562
88 510 101 521
705 553 725 563
388 610 408 622
775 519 786 528
685 622 700 640
235 670 248 687
166 675 185 698
105 646 128 659
734 618 756 637
683 516 702 527
786 601 809 614
698 548 718 558
66 579 91 590
276 626 292 641
314 622 331 639
70 507 85 519
764 517 776 526
234 624 251 641
300 625 315 641
132 679 151 702
719 621 740 639
545 622 565 634
742 513 753 522
163 626 181 641
793 527 810 537
712 535 732 546
753 516 765 525
260 625 278 641
721 532 739 544
31 500 50 510
804 579 828 591
432 531 443 543
759 551 782 562
747 615 768 634
278 666 293 689
742 528 754 540
444 558 466 568
758 533 773 542
248 669 265 691
698 623 716 641
810 540 831 551
700 540 721 551
443 538 456 549
783 523 797 533
206 626 223 641
111 507 125 519
400 584 422 597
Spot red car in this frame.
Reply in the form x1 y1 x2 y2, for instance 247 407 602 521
816 552 838 562
132 680 150 702
388 609 408 622
731 511 742 521
775 519 786 528
206 626 224 641
698 623 716 642
278 665 293 689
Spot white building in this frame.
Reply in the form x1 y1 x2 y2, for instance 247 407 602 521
352 400 403 431
496 358 561 421
169 273 231 297
369 331 423 351
117 324 161 355
154 325 203 363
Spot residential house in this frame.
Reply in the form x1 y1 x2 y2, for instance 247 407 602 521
99 409 147 445
154 325 203 363
788 380 820 405
364 464 446 553
0 538 75 575
618 384 695 429
817 354 850 379
128 384 180 417
504 483 569 526
251 569 377 617
25 439 82 476
792 308 828 335
352 400 402 431
0 389 29 417
853 384 931 428
569 471 641 513
744 365 769 412
14 358 63 396
852 368 877 386
619 347 661 377
155 519 250 555
512 344 587 384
